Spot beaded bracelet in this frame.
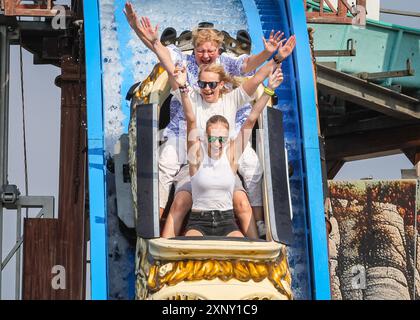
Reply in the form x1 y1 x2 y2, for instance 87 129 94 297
179 85 189 94
273 55 281 64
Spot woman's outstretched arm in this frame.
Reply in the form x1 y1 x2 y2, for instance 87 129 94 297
231 66 284 165
241 32 296 74
124 2 176 81
240 30 284 74
173 66 201 171
124 2 155 50
241 58 277 98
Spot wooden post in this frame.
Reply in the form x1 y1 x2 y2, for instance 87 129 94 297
54 55 87 300
22 219 58 299
22 55 87 300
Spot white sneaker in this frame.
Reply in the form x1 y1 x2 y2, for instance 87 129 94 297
256 221 266 238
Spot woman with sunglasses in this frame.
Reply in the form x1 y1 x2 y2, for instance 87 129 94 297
168 60 283 237
124 2 296 238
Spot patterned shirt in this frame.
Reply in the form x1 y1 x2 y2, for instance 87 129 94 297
163 45 254 138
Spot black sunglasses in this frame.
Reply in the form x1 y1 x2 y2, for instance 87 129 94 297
198 80 220 90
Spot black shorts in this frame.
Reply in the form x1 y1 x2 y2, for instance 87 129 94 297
185 210 241 237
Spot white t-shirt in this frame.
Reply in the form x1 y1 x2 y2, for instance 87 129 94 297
171 86 255 138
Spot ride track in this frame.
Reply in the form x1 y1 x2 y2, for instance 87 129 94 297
83 0 330 300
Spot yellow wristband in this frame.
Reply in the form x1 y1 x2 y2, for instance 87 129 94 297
264 87 275 96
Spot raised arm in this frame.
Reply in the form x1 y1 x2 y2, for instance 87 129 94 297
231 66 284 164
241 31 296 75
173 66 201 168
241 58 276 98
173 66 195 125
124 2 176 77
124 2 155 50
275 35 296 63
241 30 284 74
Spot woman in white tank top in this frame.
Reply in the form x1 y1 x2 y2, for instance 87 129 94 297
168 60 284 237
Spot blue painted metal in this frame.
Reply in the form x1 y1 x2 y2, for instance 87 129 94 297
84 0 330 300
243 0 312 300
83 0 109 300
241 0 331 300
286 0 331 300
240 0 264 55
243 0 331 299
384 30 403 87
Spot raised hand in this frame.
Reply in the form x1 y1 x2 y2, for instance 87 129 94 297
173 64 187 88
276 35 296 62
124 2 159 44
140 16 159 43
267 66 284 90
124 2 141 32
262 30 286 54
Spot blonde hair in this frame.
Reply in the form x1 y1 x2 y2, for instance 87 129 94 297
199 63 240 95
192 28 224 48
206 115 229 131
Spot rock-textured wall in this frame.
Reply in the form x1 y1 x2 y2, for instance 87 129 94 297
328 180 420 300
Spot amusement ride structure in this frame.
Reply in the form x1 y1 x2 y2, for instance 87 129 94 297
0 0 419 300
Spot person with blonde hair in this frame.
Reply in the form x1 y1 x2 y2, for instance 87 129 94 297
124 2 296 238
169 59 283 237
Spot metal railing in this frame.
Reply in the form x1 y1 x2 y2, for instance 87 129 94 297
305 0 366 24
0 24 56 300
0 187 55 299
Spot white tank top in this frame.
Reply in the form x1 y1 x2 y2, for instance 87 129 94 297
191 145 235 211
